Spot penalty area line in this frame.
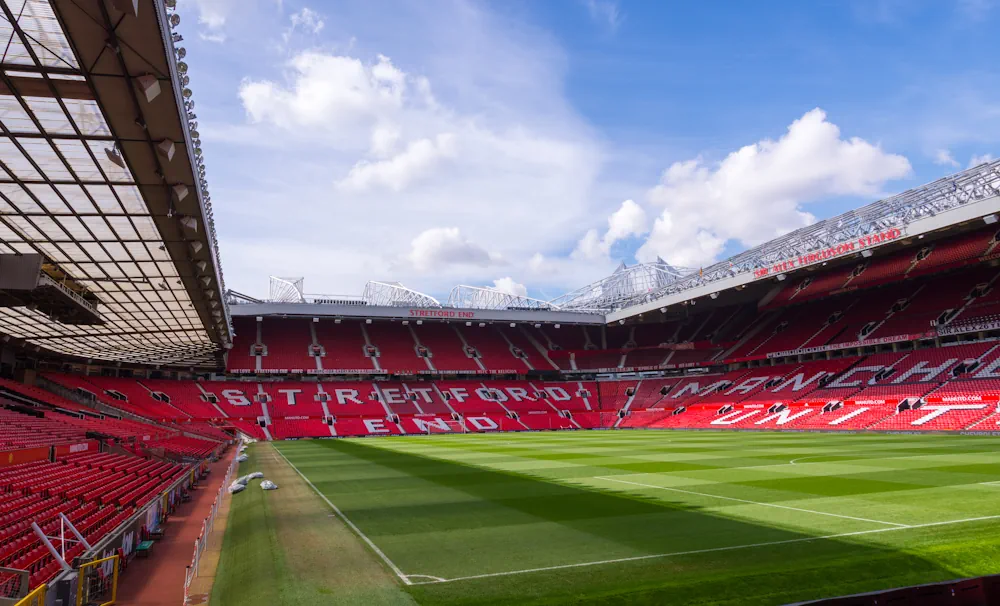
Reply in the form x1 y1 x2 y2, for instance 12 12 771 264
271 444 415 586
594 475 908 528
408 513 1000 585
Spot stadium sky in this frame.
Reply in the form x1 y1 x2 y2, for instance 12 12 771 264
178 0 1000 302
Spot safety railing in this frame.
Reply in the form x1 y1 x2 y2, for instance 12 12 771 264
12 583 45 606
183 452 239 601
76 555 119 606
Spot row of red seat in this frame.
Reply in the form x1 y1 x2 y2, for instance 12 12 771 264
143 435 218 458
34 375 602 421
246 398 1000 440
0 449 193 590
221 224 1000 375
28 337 1000 427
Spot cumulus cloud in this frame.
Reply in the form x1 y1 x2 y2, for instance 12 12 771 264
239 53 413 141
573 199 647 260
339 133 456 192
211 1 606 298
970 153 995 167
407 227 498 272
492 277 528 297
934 149 960 167
636 108 911 267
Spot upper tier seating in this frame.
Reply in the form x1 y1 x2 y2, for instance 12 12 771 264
227 316 259 373
571 350 624 371
314 321 373 371
365 322 429 374
259 318 315 372
498 326 557 371
456 325 529 373
623 348 668 368
412 324 481 373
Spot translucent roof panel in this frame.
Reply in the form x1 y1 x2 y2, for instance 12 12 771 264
0 0 222 367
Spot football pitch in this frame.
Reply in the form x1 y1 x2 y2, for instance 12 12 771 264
214 431 1000 605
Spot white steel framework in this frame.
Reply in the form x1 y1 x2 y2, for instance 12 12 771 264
226 162 1000 322
268 276 304 303
609 160 1000 311
447 285 557 311
361 281 440 308
551 258 692 312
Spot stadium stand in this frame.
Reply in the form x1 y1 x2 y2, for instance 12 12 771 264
365 322 430 374
411 323 481 373
0 447 193 590
456 324 528 372
314 320 374 372
259 318 316 372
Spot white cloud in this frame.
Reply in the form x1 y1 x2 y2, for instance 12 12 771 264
239 53 411 140
525 252 618 295
339 133 456 192
604 199 647 246
290 7 324 34
573 229 603 260
573 199 647 260
282 7 325 45
199 32 227 43
179 0 237 41
492 277 528 298
407 227 499 272
370 124 401 158
970 153 995 167
636 108 911 268
584 0 623 32
208 1 611 299
934 148 960 167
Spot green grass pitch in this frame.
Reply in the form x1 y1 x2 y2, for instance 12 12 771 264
215 431 1000 605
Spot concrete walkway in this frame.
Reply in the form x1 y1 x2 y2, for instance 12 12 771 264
115 449 235 606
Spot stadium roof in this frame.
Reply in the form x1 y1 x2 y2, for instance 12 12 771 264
0 0 230 367
609 159 1000 321
237 161 1000 323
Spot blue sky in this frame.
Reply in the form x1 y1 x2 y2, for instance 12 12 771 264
178 0 999 301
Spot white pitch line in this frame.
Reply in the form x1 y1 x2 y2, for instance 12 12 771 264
595 475 908 528
271 444 414 586
406 574 447 582
790 455 857 465
408 514 1000 584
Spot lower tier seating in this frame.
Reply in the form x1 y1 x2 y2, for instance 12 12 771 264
0 451 191 590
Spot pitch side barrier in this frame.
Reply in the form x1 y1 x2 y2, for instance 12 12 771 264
183 454 237 603
789 572 1000 605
